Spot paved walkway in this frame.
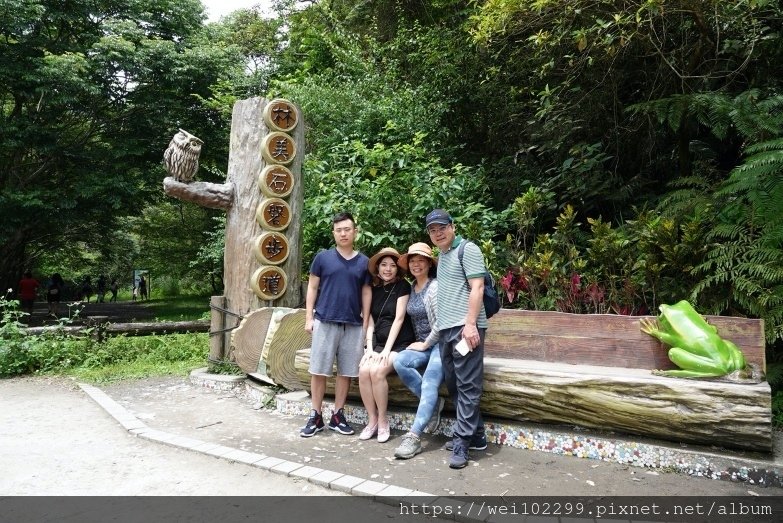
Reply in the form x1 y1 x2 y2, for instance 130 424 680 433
95 374 781 499
4 374 782 522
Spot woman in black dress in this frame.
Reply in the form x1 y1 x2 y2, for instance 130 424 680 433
358 247 415 443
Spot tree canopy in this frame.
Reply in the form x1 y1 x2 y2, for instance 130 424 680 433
1 0 781 343
0 0 243 290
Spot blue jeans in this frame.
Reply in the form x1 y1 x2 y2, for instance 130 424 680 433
393 345 443 435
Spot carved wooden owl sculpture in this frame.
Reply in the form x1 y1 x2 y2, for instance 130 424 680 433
164 129 203 182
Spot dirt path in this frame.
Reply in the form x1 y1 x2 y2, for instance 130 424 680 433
0 376 338 495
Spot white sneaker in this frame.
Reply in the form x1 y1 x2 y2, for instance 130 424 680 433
423 397 445 434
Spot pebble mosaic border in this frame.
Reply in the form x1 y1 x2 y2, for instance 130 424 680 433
189 373 783 489
188 367 246 392
275 392 783 488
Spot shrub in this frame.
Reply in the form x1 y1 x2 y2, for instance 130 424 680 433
302 132 508 264
156 275 181 298
1 296 207 378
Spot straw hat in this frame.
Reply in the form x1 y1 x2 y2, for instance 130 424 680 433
368 247 402 276
397 242 437 271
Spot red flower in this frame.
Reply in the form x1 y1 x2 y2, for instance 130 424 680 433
570 273 581 294
500 271 518 303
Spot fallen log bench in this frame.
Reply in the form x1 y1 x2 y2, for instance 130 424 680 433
24 319 210 337
295 309 771 452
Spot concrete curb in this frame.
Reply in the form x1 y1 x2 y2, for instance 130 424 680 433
188 372 783 488
77 383 457 516
273 390 783 488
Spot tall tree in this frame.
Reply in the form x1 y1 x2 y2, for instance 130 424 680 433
0 0 243 291
468 0 783 212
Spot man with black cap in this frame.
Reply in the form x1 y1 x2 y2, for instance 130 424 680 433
425 209 488 469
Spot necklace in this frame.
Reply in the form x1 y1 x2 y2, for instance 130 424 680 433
379 282 398 315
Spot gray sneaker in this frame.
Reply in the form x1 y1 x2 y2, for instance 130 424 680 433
449 439 469 469
423 397 445 434
394 432 422 459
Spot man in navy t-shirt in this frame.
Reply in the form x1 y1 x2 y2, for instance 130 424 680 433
301 212 372 437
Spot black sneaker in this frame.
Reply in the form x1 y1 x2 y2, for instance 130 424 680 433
328 407 354 435
449 439 469 469
300 410 324 437
445 433 487 451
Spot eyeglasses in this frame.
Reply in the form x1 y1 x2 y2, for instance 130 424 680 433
426 224 451 235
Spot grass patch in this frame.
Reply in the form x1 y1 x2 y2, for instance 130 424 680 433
61 332 209 383
207 358 245 375
2 296 212 382
143 295 212 322
2 303 208 381
65 358 206 383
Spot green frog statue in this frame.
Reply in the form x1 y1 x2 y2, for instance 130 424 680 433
640 300 756 380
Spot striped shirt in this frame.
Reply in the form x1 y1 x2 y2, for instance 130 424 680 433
435 236 488 330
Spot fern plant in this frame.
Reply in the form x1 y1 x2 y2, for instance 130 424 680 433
694 138 783 345
633 89 783 344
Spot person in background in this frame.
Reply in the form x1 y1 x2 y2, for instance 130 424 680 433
358 247 415 443
46 273 65 318
301 212 372 438
17 271 40 315
80 276 93 303
393 242 445 458
109 279 119 302
138 275 148 300
426 208 489 469
96 275 107 303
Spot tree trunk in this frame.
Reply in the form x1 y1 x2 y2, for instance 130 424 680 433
25 320 209 337
222 98 304 318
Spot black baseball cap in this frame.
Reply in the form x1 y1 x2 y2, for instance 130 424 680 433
425 209 453 227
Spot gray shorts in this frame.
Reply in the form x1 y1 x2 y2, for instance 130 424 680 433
309 320 364 377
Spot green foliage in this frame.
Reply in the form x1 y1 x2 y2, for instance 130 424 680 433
207 358 245 376
0 295 91 376
62 332 207 383
302 133 507 264
130 200 223 291
718 137 783 246
691 220 783 344
1 290 210 378
84 334 206 368
464 0 783 215
497 196 707 315
654 92 783 344
1 295 207 379
508 186 559 253
191 215 226 294
156 275 181 298
768 362 783 427
773 391 783 427
0 0 245 292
